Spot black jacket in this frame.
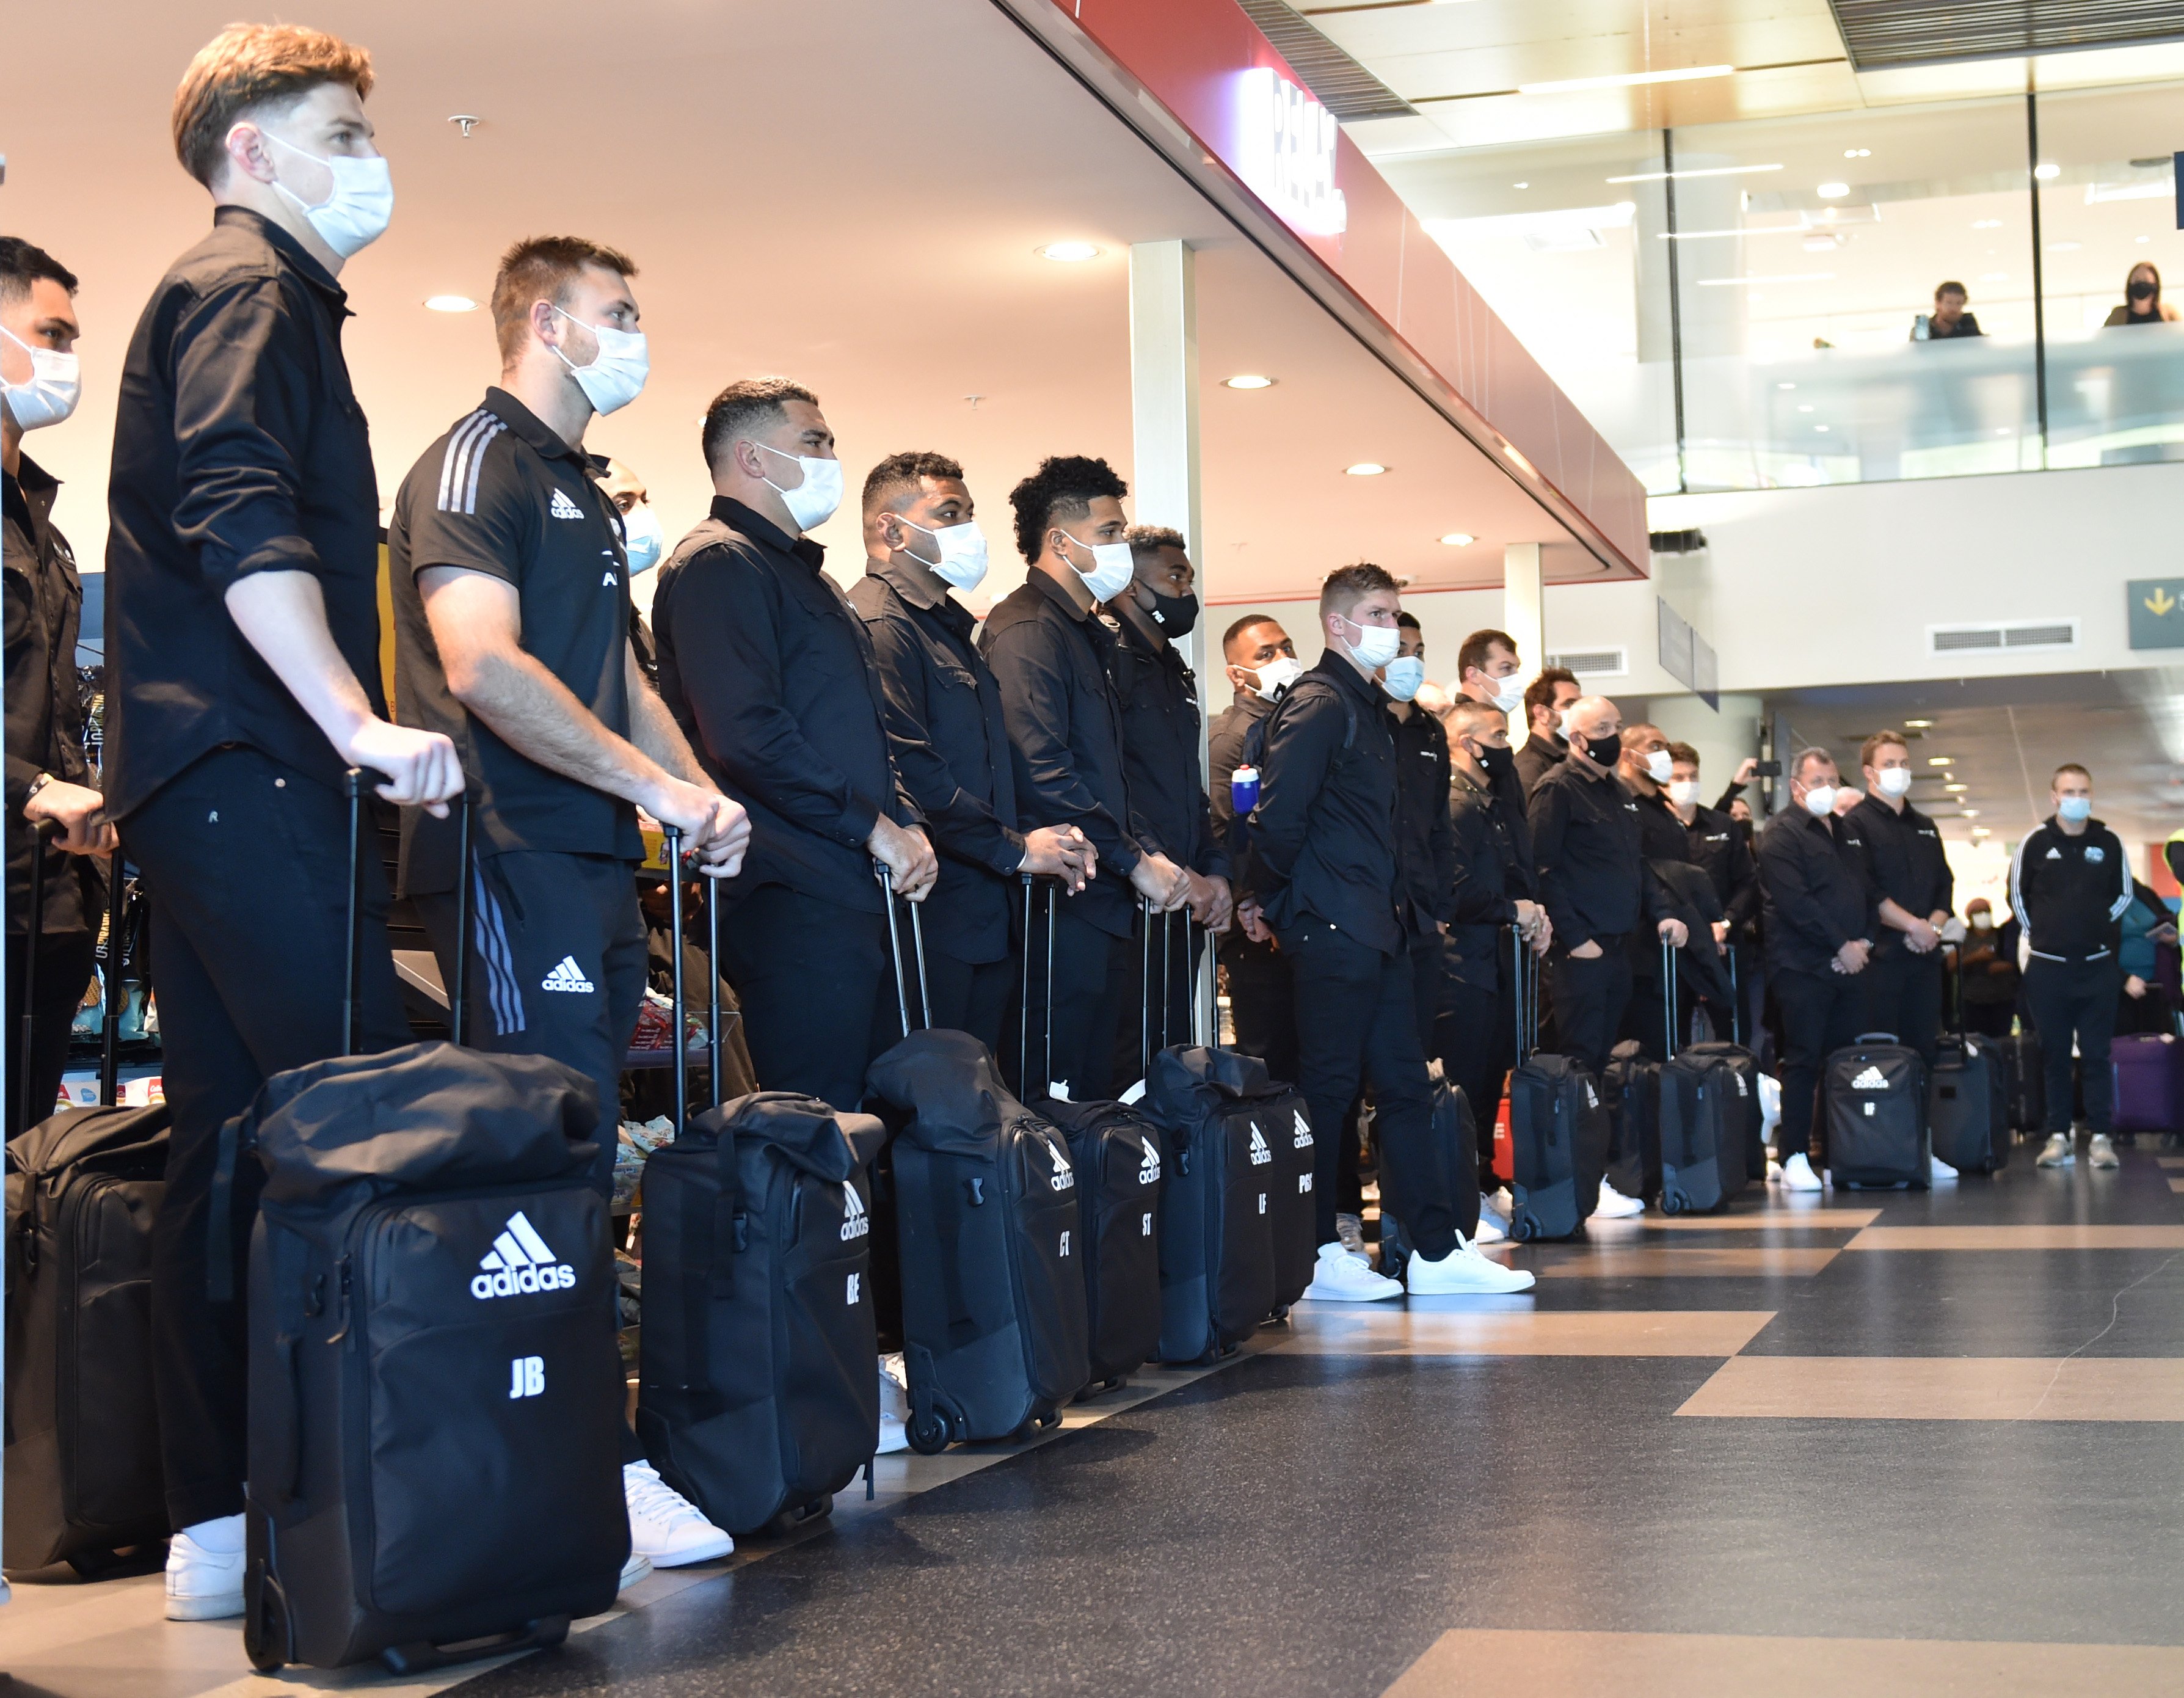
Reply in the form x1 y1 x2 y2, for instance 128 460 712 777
1477 749 1537 900
105 208 382 817
1626 781 1692 981
1248 650 1411 955
1757 808 1877 977
1513 732 1567 796
1683 802 1759 933
1527 752 1663 950
1445 765 1523 991
4 454 94 935
848 562 1022 965
2011 816 2130 963
1207 691 1272 845
1849 795 1955 960
1391 704 1456 929
1105 611 1226 881
653 498 915 916
980 570 1145 939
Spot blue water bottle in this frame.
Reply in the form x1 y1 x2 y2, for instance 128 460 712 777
1231 763 1261 815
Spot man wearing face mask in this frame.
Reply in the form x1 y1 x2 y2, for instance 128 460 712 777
600 458 669 628
1105 525 1232 1073
106 26 468 1618
1849 732 1954 1076
1527 698 1688 1085
1667 742 1761 1041
1251 563 1532 1299
3 238 114 1141
1209 614 1302 1086
1756 749 1878 1192
652 379 933 1115
982 457 1190 1101
848 451 1094 1049
1513 666 1581 795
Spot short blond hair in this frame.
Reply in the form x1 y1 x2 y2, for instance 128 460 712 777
172 24 374 188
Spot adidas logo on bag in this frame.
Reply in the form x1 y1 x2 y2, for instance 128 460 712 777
1043 1138 1076 1192
549 487 584 520
471 1211 577 1300
1248 1124 1272 1167
1137 1137 1161 1186
839 1185 870 1241
541 955 595 993
1292 1109 1313 1150
1850 1065 1888 1090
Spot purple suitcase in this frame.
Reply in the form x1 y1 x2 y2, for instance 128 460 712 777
2110 1033 2184 1133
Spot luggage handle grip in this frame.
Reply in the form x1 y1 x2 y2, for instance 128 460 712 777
1855 1032 1900 1044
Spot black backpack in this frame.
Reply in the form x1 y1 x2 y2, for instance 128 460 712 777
229 1041 627 1674
1143 1046 1281 1362
4 1101 170 1572
638 1092 884 1537
1824 1036 1931 1188
865 1028 1090 1452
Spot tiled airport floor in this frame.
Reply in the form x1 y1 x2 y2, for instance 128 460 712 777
11 1139 2182 1697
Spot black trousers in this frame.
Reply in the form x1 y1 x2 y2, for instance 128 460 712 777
5 927 96 1139
1547 941 1631 1077
1772 964 1866 1167
2023 955 2122 1135
715 883 892 1114
1436 975 1512 1189
1017 897 1130 1103
1283 917 1455 1260
125 748 411 1530
1862 947 1943 1061
1336 935 1443 1214
1220 930 1298 1088
914 949 1014 1059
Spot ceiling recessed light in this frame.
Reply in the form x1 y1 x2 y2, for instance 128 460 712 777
1814 424 1830 432
1817 181 1850 199
1439 531 1476 547
1778 382 1797 390
2138 235 2153 244
1223 374 1275 390
1519 64 1733 95
1927 756 1953 766
1345 462 1388 476
1843 147 1871 159
424 294 478 313
2034 162 2061 180
1973 218 2003 230
1797 404 1815 412
1905 718 1934 728
1963 809 1981 818
1037 241 1102 263
1513 181 1529 189
1607 163 1783 184
1945 782 1968 792
1972 825 1992 836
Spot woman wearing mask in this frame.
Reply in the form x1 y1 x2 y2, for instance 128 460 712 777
2103 262 2180 327
1957 897 2020 1039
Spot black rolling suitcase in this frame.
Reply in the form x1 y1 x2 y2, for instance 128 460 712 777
5 846 171 1575
1376 1061 1481 1280
2003 1029 2045 1134
1143 1045 1281 1360
236 771 626 1674
1823 1033 1931 1189
1601 1041 1659 1206
637 857 884 1537
1507 932 1611 1241
1656 941 1748 1213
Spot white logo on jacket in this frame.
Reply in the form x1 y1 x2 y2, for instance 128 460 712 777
472 1211 577 1300
541 955 595 993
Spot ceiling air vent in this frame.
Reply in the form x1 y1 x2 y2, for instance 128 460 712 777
1829 0 2184 71
1232 0 1420 122
1927 618 2079 655
1547 648 1628 678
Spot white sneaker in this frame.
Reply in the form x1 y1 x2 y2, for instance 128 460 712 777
1471 1204 1507 1245
2036 1134 2075 1168
624 1460 735 1566
876 1354 910 1455
1778 1153 1824 1193
1595 1178 1645 1219
2089 1133 2120 1170
1766 1158 1783 1184
619 1551 653 1591
1334 1212 1369 1260
1407 1235 1537 1295
1301 1240 1404 1302
1929 1153 1959 1183
165 1516 246 1621
1485 1186 1515 1220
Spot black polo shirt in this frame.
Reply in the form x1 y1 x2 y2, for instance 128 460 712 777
1757 808 1877 978
848 560 1022 964
1390 703 1455 930
654 497 912 916
1848 794 1954 959
104 207 380 817
390 387 641 892
1527 751 1657 950
981 569 1145 940
5 454 93 935
1106 610 1226 881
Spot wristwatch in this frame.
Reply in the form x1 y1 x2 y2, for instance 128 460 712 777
23 771 55 807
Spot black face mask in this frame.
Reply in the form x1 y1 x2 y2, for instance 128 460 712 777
1580 729 1622 768
1474 742 1515 779
2131 279 2157 303
1147 589 1199 638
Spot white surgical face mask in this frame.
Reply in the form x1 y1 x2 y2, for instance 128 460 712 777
1668 779 1702 807
1383 655 1426 702
1802 784 1838 818
1487 676 1524 715
1060 530 1135 602
1643 749 1675 784
0 325 79 432
1340 615 1402 671
550 305 649 417
1245 655 1302 701
264 133 394 258
900 516 989 592
619 501 667 574
755 439 844 533
1875 766 1913 798
2058 795 2092 823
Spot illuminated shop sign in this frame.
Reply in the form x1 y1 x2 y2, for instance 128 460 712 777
1234 65 1347 238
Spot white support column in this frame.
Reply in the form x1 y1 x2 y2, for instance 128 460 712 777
1504 542 1545 747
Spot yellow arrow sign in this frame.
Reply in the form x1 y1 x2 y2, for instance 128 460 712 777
2147 588 2177 618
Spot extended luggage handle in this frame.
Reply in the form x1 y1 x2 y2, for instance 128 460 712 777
877 860 931 1040
1138 894 1180 1083
1511 922 1540 1065
1726 947 1742 1049
1019 872 1057 1096
1661 933 1678 1060
17 818 54 1134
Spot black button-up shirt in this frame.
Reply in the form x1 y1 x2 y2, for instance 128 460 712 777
1848 795 1954 959
1527 752 1661 950
1248 650 1410 956
1626 781 1694 980
1445 766 1523 991
980 570 1145 940
390 388 643 890
1105 611 1226 883
1684 802 1759 933
1390 704 1455 930
848 561 1022 964
4 454 93 934
655 497 914 916
1757 808 1877 977
105 208 380 817
1513 732 1567 796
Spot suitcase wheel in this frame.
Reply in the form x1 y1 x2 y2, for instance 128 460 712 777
1661 1190 1686 1216
906 1407 951 1456
1510 1214 1537 1242
243 1564 288 1674
1269 1304 1291 1324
